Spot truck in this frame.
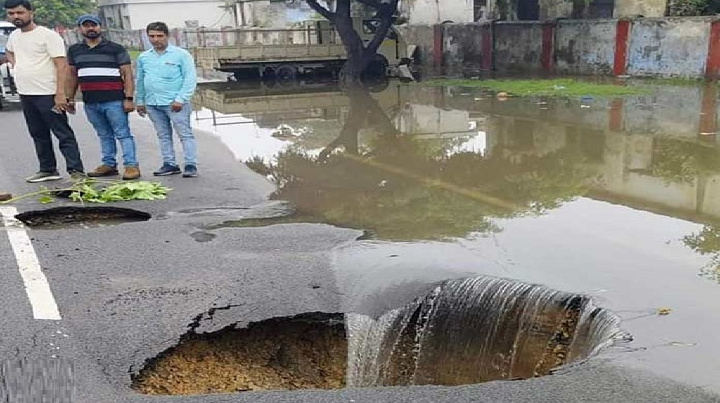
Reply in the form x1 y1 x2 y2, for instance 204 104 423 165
0 20 17 110
193 18 416 81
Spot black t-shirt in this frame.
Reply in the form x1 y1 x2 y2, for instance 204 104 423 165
67 39 131 104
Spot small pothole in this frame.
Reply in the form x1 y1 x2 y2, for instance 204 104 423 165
132 276 628 395
190 231 216 243
15 207 151 229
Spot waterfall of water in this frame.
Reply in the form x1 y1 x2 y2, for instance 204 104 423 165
346 275 627 388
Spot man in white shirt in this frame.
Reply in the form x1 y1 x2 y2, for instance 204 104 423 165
4 0 85 182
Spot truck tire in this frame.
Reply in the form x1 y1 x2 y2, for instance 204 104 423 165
363 54 389 80
276 65 297 82
262 67 277 81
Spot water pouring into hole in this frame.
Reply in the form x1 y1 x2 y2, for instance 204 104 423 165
134 275 627 395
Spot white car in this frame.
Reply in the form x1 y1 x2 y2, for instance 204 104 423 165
0 20 17 109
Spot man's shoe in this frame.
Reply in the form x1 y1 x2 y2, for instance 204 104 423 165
153 164 181 176
69 171 87 181
87 165 119 177
182 164 198 178
0 192 11 202
123 166 141 180
25 171 61 183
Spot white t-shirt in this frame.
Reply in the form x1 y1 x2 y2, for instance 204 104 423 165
6 26 66 95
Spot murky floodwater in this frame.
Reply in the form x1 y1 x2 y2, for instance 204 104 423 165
190 78 720 392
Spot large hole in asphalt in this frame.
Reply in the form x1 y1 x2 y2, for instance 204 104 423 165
15 207 151 228
132 276 628 395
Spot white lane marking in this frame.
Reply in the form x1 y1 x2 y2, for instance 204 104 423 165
0 206 61 320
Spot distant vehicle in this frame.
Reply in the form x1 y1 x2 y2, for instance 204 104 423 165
0 20 18 110
193 18 417 81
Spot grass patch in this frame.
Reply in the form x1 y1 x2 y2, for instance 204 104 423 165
419 78 648 98
128 49 142 61
640 77 707 87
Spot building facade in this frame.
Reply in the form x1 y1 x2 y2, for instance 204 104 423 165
98 0 236 30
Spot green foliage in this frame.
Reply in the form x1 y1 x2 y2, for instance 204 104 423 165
32 0 97 28
68 180 170 203
0 179 171 205
648 139 720 184
683 226 720 282
418 78 647 98
668 0 720 16
128 49 142 61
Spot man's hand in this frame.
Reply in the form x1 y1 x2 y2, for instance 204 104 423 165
136 105 147 117
123 100 135 113
66 100 76 115
171 101 183 112
54 94 69 112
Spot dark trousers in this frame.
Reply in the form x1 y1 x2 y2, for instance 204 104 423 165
20 95 84 174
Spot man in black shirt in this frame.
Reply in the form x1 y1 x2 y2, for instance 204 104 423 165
67 14 140 180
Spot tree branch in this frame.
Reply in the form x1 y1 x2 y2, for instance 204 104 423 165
306 0 335 21
365 0 398 54
335 0 351 18
355 0 382 9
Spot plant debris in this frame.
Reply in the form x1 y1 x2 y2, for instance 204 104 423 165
0 179 172 205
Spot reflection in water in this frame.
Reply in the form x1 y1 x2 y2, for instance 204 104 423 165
192 80 720 279
346 275 626 387
683 226 720 282
199 84 599 241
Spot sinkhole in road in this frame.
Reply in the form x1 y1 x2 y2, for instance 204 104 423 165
132 276 628 395
15 206 151 229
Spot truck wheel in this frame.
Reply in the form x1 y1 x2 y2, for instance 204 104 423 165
363 54 389 80
262 67 276 81
276 65 297 82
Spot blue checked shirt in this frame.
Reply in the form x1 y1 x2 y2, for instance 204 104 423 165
135 45 196 106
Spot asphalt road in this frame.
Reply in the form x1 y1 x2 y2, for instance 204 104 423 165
0 100 719 403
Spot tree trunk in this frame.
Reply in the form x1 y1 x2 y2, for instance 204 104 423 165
305 0 398 87
332 11 371 86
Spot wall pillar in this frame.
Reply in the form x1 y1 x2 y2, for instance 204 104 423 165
433 24 444 76
613 19 632 76
705 20 720 79
481 22 494 71
541 21 556 73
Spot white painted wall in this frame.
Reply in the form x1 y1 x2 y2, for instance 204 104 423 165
99 0 234 30
615 0 667 17
400 0 474 24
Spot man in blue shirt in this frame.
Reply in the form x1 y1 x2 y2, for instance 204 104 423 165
135 21 198 177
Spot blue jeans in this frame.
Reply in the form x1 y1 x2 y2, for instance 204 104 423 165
146 104 197 167
84 101 138 167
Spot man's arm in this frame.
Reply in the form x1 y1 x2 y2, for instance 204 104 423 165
171 50 196 111
5 33 15 66
67 66 78 99
66 65 79 113
66 47 78 100
5 50 15 66
48 32 70 111
117 48 135 112
135 56 147 116
52 57 70 111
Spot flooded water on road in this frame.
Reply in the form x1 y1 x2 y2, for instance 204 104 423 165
190 78 720 392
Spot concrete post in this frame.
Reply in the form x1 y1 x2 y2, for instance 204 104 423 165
481 22 494 71
613 19 632 76
433 24 444 76
541 21 556 73
705 20 720 79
